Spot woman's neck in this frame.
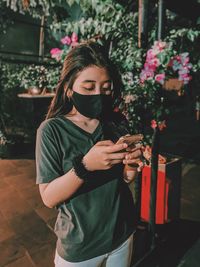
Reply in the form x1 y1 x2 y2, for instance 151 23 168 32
66 108 97 123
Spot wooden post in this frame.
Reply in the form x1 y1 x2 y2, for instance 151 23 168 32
149 126 160 249
138 0 149 48
39 15 45 60
158 0 166 40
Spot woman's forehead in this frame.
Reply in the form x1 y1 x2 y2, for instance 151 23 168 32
76 65 111 82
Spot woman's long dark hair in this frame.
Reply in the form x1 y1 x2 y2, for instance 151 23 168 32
46 41 123 119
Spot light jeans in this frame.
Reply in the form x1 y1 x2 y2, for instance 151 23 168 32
54 233 135 267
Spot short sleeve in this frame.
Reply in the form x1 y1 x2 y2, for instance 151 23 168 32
35 124 63 184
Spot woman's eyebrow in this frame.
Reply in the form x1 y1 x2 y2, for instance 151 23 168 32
82 80 112 83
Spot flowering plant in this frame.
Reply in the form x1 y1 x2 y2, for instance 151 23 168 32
0 130 10 145
119 41 193 135
138 41 193 129
20 64 48 90
50 32 79 62
140 41 192 87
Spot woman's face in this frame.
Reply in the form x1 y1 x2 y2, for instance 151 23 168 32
72 66 113 96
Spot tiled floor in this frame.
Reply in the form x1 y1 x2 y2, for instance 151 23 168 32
0 159 199 267
0 160 58 267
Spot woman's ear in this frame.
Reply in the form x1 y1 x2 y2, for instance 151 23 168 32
65 86 73 98
67 89 73 98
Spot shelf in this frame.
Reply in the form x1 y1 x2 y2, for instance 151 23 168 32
17 93 55 98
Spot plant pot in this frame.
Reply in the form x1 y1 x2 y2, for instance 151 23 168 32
0 134 25 159
163 79 184 95
28 86 42 95
0 144 11 158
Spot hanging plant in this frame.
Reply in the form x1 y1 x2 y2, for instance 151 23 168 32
139 41 192 88
50 32 79 62
136 40 193 133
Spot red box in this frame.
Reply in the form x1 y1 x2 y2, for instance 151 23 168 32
140 157 182 224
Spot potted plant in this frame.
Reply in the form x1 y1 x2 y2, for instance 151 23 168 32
119 41 193 133
20 64 48 94
0 130 14 158
140 41 192 93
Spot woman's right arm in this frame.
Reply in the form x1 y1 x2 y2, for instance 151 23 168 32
38 140 128 208
39 169 84 208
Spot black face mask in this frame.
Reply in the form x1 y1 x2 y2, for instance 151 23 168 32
71 91 113 119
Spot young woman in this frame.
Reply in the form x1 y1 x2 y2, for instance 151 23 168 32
36 42 143 267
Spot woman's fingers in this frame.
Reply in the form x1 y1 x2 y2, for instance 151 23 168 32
106 143 128 153
126 142 143 152
110 159 126 165
123 158 145 172
125 149 142 160
108 152 128 160
123 158 140 165
96 140 114 146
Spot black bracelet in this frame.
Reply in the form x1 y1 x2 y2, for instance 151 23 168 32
72 154 91 182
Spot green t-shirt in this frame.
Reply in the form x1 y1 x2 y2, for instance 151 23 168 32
36 115 137 262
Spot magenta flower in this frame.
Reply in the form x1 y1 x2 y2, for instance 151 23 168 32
50 48 62 61
61 36 71 45
140 69 154 83
152 41 166 52
71 32 78 43
151 120 157 129
147 58 160 70
50 48 61 55
146 49 156 60
155 73 165 85
174 55 181 63
179 73 192 84
183 57 190 65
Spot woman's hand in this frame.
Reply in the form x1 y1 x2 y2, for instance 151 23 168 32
123 143 144 172
83 140 128 171
122 144 144 183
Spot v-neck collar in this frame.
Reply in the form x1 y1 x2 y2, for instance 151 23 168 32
59 115 101 137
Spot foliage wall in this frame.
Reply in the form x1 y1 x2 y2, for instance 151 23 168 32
1 0 200 143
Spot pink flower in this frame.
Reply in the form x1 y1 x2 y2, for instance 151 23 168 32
144 63 150 70
50 48 61 55
124 94 137 104
179 73 192 84
140 69 154 82
151 120 157 129
71 32 78 43
151 120 166 130
146 49 156 60
174 55 181 62
153 41 166 52
145 61 158 71
114 107 119 112
147 63 157 72
158 120 167 131
179 73 189 79
151 57 160 67
155 73 165 85
50 48 62 61
183 57 190 65
61 36 71 45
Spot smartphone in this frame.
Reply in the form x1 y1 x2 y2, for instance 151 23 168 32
116 134 144 147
